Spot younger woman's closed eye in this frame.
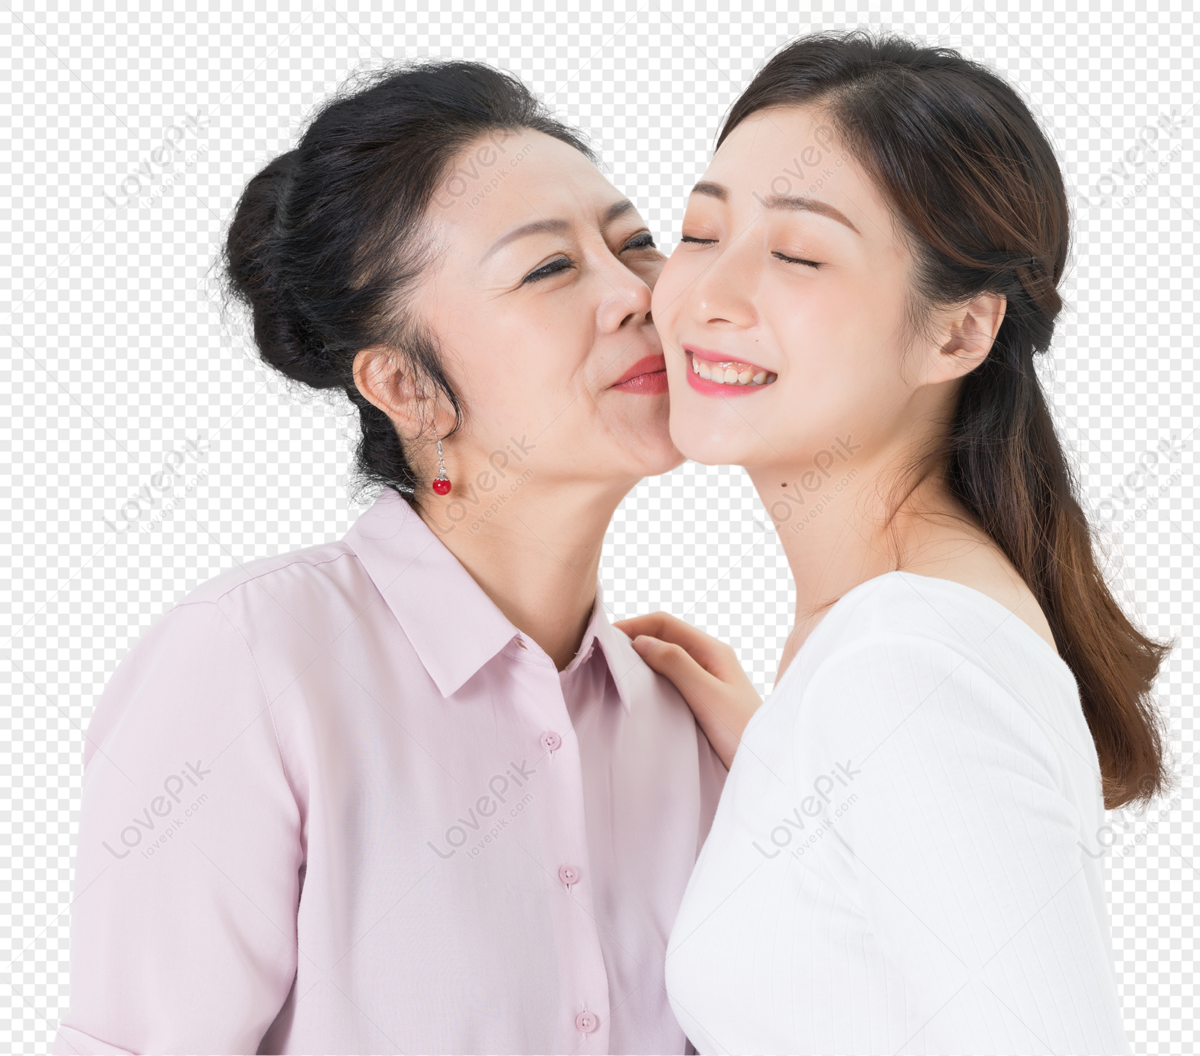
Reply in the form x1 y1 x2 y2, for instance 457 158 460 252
773 249 823 269
678 233 822 268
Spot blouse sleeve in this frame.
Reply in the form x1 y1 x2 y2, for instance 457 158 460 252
54 600 303 1055
799 632 1131 1056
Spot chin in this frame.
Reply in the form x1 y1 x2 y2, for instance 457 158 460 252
667 414 760 469
632 430 686 478
612 402 682 477
645 446 687 477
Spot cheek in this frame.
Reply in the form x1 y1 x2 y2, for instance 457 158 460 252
779 271 902 365
649 254 693 330
435 313 540 421
767 277 901 414
472 312 598 423
633 254 666 292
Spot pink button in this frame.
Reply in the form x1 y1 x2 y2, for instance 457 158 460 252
558 864 580 888
575 1010 599 1034
540 730 562 752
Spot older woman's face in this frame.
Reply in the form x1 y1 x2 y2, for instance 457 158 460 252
410 128 680 505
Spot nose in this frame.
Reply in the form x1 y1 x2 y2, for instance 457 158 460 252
595 258 653 334
686 232 758 331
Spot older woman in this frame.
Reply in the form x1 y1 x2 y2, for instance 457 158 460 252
55 60 724 1055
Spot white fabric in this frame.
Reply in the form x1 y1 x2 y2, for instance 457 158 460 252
666 571 1131 1056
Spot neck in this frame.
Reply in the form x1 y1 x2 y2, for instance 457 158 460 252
747 443 961 678
414 476 634 671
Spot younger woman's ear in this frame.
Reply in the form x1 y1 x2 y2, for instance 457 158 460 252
938 291 1007 378
912 289 1008 388
352 344 438 440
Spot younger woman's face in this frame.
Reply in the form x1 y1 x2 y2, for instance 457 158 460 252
409 128 680 497
650 105 929 476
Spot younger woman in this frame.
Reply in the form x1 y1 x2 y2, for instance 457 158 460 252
620 30 1169 1055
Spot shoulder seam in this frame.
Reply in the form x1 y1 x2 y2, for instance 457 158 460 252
182 599 300 806
174 547 359 608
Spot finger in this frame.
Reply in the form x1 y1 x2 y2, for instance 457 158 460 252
612 612 680 640
616 614 743 681
630 634 721 701
624 617 736 678
616 613 719 662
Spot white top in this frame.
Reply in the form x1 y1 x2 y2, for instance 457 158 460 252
665 571 1131 1056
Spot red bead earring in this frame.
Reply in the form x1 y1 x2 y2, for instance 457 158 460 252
432 437 451 495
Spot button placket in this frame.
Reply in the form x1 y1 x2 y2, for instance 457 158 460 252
512 654 609 1052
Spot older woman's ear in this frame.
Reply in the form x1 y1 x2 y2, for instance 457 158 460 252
352 343 449 442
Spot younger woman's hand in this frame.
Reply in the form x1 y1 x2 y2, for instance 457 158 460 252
613 612 762 769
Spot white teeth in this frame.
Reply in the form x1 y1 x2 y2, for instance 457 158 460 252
689 354 777 387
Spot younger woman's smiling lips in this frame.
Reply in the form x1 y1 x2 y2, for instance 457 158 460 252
683 344 779 397
612 354 669 394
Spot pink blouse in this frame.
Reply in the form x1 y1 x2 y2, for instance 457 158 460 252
54 489 726 1055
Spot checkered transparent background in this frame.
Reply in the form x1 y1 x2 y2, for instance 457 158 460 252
1 0 1194 1051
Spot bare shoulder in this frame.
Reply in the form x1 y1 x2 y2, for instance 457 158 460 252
901 527 1059 654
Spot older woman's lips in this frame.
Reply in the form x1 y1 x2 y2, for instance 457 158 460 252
612 354 668 394
684 345 778 397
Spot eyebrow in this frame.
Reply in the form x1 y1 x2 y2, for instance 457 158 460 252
481 199 638 262
691 181 860 235
602 198 637 226
481 218 569 262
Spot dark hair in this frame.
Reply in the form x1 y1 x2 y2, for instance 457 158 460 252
722 30 1172 809
220 60 595 499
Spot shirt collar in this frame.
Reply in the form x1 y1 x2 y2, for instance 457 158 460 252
558 584 636 716
343 488 633 713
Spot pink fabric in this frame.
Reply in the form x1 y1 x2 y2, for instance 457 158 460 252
55 489 726 1055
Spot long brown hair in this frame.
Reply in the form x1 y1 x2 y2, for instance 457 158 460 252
721 30 1172 809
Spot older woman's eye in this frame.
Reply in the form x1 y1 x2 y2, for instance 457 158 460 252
521 257 575 284
622 232 657 251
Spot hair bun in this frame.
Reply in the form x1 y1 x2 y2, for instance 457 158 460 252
222 149 342 389
223 149 295 298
